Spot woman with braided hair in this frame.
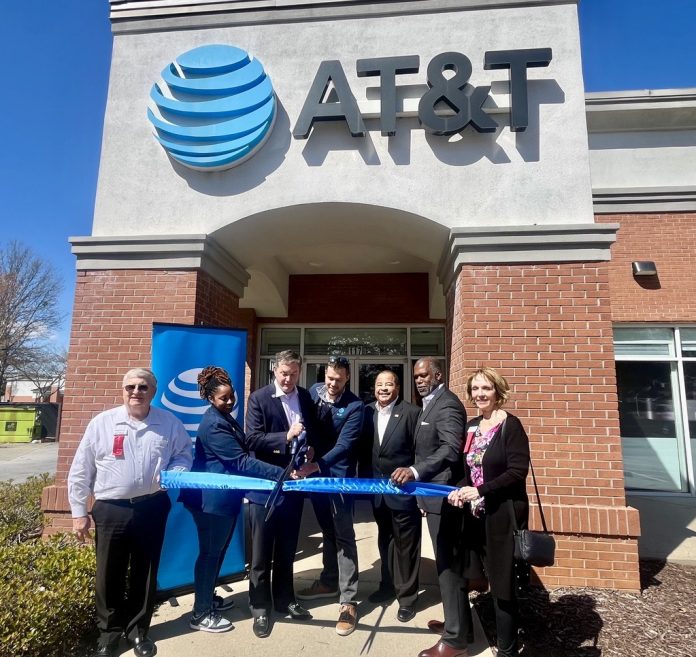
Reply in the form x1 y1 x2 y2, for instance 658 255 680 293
180 366 284 633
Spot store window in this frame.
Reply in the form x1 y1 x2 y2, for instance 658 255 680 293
614 327 696 494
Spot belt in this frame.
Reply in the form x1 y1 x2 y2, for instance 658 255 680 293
100 490 166 505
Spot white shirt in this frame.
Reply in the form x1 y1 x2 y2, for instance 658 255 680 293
421 383 444 411
411 384 444 480
376 399 397 445
273 381 303 425
67 405 193 517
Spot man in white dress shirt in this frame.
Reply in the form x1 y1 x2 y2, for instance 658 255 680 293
68 367 192 657
244 351 316 637
362 370 421 621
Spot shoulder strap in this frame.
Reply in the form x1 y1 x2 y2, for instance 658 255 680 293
501 417 548 533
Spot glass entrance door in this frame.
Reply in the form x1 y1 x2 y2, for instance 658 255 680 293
305 358 409 404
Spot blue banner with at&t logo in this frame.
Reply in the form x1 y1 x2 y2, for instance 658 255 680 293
150 322 248 595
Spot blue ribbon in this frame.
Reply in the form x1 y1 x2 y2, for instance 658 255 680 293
161 471 456 497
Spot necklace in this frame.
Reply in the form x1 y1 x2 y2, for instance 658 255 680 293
479 409 501 430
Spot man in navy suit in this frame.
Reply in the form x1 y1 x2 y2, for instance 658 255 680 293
392 358 469 657
363 369 421 622
245 350 315 636
296 355 364 637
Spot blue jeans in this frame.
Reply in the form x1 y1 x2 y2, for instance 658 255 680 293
189 509 238 616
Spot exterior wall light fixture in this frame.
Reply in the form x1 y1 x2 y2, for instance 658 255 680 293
632 261 657 276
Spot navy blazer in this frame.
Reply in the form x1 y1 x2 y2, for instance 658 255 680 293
309 383 365 478
245 383 318 471
413 386 467 513
179 405 283 516
362 399 420 511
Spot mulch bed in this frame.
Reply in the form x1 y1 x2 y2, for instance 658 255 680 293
472 560 696 657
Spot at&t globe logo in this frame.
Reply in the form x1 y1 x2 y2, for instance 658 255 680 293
147 44 276 171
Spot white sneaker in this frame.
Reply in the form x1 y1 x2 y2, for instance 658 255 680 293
189 610 233 633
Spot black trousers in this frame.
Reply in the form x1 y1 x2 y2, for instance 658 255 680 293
372 498 422 607
426 504 472 649
248 493 304 615
91 492 171 647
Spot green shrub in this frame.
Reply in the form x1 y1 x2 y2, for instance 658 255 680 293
0 474 54 546
0 534 96 657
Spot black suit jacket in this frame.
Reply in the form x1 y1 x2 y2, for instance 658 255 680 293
245 383 317 502
412 386 467 513
363 399 420 511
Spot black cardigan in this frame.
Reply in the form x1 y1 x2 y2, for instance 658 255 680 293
459 412 530 600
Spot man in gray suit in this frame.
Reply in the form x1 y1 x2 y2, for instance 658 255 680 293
363 370 421 622
391 358 469 657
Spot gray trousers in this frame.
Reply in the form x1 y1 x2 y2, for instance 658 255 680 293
310 493 359 604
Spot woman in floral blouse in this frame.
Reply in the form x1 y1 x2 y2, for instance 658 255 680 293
448 367 530 657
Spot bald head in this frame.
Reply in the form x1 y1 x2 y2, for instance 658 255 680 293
413 358 443 397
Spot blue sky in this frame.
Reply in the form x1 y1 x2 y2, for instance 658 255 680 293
1 0 695 347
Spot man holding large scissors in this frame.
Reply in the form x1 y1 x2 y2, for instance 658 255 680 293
245 350 315 637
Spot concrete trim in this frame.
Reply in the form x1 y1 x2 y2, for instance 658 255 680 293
109 0 578 33
437 223 619 290
585 88 696 132
69 234 250 297
593 187 696 214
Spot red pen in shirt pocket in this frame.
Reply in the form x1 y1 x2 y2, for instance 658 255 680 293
112 434 126 458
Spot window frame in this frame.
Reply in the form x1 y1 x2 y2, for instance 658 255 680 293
614 324 696 497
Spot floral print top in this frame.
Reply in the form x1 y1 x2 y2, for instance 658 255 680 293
465 421 502 517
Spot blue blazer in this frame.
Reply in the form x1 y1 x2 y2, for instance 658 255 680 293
309 384 365 478
245 383 318 470
179 405 283 516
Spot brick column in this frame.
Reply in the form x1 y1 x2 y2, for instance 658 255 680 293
449 262 640 589
441 224 640 591
43 265 256 534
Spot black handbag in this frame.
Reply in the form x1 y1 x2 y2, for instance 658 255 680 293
509 453 556 568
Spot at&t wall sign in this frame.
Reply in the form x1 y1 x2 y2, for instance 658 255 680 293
293 48 552 139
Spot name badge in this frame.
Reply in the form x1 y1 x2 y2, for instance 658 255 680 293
112 434 126 458
463 431 475 454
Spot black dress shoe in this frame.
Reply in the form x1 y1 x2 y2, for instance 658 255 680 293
367 585 396 604
397 605 416 622
285 602 312 620
253 615 270 638
131 635 157 657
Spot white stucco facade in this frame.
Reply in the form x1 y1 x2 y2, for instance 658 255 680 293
93 1 594 239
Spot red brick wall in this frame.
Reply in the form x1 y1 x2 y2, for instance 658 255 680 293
195 272 258 396
448 262 640 590
598 212 696 322
43 268 254 532
285 273 431 323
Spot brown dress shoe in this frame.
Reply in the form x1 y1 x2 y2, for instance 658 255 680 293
418 641 467 657
427 620 444 634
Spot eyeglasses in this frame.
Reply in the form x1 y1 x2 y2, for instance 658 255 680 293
328 355 350 369
124 384 149 393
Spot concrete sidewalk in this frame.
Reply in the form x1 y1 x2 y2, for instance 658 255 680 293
144 499 493 657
